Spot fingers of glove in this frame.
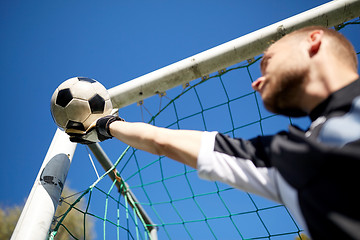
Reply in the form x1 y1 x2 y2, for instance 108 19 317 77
65 120 97 136
69 129 101 144
69 136 93 145
66 128 86 136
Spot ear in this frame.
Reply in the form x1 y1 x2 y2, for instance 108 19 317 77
252 76 266 92
308 30 323 57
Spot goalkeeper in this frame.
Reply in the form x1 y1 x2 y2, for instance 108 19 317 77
67 26 360 239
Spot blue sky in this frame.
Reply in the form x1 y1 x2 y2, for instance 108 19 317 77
1 1 359 239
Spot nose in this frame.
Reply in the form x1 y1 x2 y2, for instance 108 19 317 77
252 76 266 92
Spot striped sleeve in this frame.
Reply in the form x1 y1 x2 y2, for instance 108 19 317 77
197 132 282 203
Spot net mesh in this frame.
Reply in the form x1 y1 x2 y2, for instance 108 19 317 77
50 20 359 240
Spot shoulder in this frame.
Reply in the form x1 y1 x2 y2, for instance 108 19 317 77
316 96 360 147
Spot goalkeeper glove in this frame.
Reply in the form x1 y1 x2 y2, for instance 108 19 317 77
66 115 124 144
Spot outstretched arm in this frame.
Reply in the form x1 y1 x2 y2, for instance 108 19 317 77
109 121 202 169
66 116 203 169
66 116 282 203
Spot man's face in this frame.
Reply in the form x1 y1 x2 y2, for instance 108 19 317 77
252 36 309 117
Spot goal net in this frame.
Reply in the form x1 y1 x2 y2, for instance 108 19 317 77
49 18 360 240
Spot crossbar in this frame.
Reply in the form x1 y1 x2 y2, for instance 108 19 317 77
108 0 360 109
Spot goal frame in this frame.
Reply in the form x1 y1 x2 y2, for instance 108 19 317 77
108 0 360 109
11 0 360 239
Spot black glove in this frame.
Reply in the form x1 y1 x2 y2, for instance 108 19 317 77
66 115 125 144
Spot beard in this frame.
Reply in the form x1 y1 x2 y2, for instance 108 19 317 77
262 65 309 117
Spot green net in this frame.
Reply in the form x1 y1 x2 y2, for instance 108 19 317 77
50 20 359 240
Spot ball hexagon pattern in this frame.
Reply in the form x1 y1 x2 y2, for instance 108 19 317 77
50 77 113 130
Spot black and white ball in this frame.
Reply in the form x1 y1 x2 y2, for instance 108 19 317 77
50 77 113 131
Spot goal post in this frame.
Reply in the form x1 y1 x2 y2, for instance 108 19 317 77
108 0 360 109
11 129 76 240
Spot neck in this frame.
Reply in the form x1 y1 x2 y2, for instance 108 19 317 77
301 60 359 114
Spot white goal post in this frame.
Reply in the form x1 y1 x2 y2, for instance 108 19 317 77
108 0 360 109
11 129 76 240
11 0 360 239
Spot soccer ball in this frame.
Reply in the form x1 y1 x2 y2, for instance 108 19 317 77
50 77 113 131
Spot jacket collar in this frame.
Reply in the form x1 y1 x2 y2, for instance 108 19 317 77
309 79 360 122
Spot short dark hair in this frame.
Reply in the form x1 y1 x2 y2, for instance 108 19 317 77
289 26 358 71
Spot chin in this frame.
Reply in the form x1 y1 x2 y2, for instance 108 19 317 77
264 101 307 117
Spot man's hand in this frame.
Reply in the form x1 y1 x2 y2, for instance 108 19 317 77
66 115 124 144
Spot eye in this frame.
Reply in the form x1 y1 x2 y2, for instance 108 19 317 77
260 56 270 74
260 54 273 74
